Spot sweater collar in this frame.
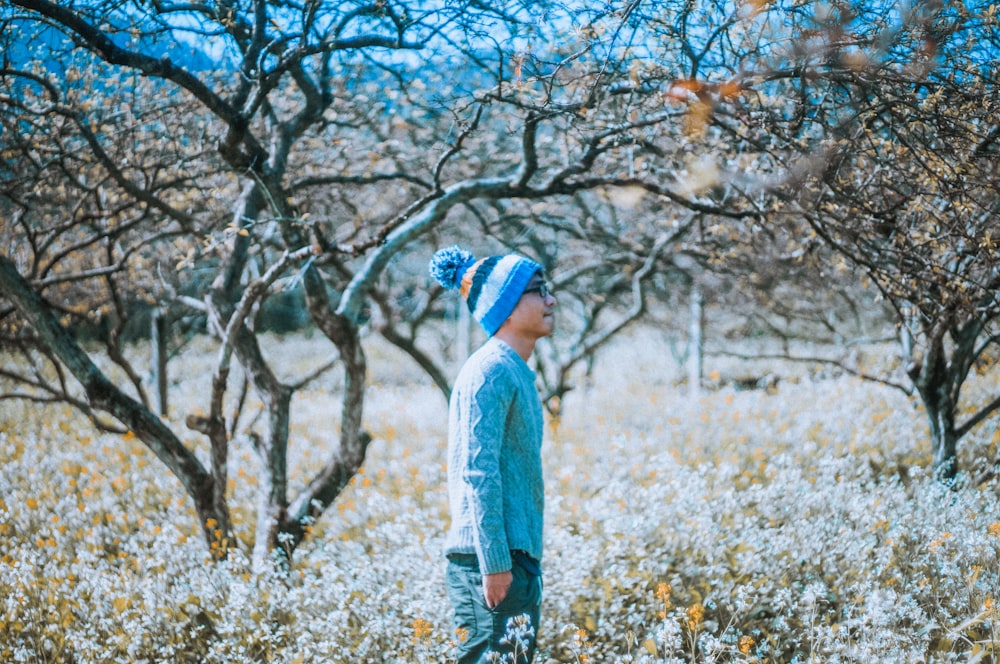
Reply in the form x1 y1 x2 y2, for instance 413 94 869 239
489 337 535 375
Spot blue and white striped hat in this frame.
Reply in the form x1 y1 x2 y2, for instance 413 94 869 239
429 245 542 337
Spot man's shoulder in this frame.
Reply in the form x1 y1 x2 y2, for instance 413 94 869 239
456 340 517 385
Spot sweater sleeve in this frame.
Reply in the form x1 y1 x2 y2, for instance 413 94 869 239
458 369 513 575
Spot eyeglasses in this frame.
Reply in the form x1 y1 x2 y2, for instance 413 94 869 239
523 282 551 299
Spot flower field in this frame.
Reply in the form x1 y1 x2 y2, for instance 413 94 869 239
2 330 999 663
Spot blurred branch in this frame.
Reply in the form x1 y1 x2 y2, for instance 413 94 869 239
288 355 341 392
711 348 912 394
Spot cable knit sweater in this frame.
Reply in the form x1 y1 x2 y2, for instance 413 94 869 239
444 337 545 575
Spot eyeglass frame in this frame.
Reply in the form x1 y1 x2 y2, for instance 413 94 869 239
522 281 551 299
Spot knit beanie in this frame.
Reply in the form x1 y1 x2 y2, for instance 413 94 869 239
429 245 542 337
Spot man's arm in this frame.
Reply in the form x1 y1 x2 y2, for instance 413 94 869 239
458 363 514 581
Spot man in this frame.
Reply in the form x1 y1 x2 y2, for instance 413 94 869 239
428 245 556 663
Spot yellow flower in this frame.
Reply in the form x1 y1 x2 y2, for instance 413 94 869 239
655 582 673 611
739 635 755 654
412 617 433 640
929 532 952 552
987 522 1000 537
686 603 705 630
656 583 674 618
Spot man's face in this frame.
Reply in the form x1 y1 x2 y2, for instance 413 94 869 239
502 273 556 340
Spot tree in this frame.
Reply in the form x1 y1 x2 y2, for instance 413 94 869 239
2 0 763 565
762 1 999 480
493 0 999 479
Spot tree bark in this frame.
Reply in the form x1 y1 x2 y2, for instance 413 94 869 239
908 319 983 482
151 309 168 416
911 345 958 481
688 287 704 398
282 310 370 557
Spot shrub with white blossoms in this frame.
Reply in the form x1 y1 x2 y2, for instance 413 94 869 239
1 332 999 662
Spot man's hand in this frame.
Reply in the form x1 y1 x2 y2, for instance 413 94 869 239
482 570 513 608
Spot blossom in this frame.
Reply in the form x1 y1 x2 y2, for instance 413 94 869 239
411 617 433 641
686 604 705 631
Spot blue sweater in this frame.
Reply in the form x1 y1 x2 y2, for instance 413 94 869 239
445 337 545 575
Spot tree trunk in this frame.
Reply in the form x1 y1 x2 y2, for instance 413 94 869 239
899 305 915 362
911 346 958 480
251 380 292 568
150 309 168 416
908 319 984 482
927 397 958 482
911 361 959 481
204 313 296 569
282 315 371 558
688 287 704 398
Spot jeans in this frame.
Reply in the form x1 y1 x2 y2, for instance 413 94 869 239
445 552 543 664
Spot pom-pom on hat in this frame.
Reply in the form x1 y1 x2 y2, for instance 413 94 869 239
429 245 542 337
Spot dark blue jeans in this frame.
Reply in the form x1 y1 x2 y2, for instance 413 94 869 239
445 552 542 664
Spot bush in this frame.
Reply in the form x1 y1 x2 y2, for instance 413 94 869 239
1 333 998 662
